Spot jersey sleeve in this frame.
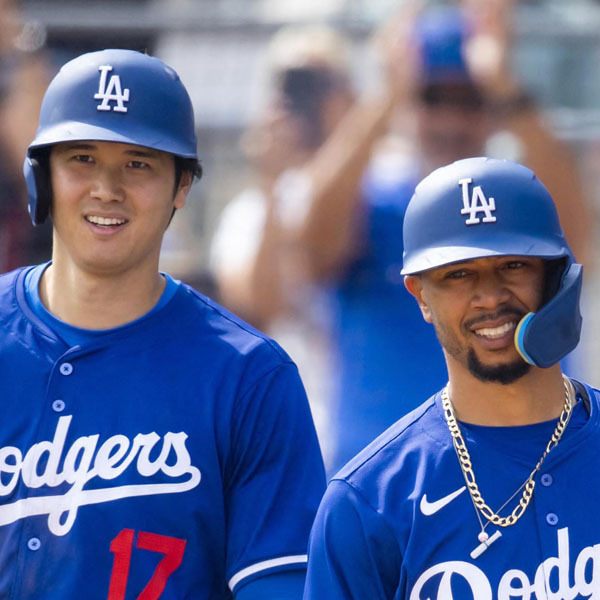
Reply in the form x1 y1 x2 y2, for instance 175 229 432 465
225 361 326 595
303 479 401 600
235 570 305 600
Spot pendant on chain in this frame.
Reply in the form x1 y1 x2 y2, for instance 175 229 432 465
470 530 502 559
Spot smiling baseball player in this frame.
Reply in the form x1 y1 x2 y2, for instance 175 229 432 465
0 48 326 599
303 157 600 599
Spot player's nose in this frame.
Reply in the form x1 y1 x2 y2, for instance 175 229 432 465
471 271 512 310
90 166 125 203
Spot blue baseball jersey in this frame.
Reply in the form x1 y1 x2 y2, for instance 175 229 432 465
304 382 600 599
0 266 326 598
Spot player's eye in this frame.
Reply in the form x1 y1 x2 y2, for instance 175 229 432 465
72 154 94 163
503 261 525 270
445 269 469 280
127 160 149 169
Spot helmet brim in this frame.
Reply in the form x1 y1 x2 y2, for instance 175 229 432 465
28 120 198 159
401 234 571 275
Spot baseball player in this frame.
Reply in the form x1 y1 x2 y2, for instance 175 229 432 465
304 157 600 599
0 49 326 599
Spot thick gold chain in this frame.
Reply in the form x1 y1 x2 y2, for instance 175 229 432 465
442 376 573 528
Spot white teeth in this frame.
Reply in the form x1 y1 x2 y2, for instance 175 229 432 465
86 216 126 226
475 322 515 339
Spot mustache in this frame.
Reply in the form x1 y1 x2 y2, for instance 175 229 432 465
463 307 526 330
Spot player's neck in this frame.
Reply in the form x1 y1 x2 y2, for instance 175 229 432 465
445 360 566 426
39 259 166 330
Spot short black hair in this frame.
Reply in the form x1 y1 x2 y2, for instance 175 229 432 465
174 156 202 193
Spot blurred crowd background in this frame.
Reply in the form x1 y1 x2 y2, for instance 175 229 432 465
8 0 600 473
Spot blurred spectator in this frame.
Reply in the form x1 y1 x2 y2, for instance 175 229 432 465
210 25 354 464
0 0 53 270
212 0 593 474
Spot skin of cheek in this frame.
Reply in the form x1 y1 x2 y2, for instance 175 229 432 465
405 275 467 361
428 308 467 362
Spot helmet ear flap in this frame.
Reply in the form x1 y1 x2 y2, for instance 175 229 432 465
515 262 583 368
23 154 51 226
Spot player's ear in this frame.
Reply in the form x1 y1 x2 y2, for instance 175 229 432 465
173 170 193 210
404 275 433 323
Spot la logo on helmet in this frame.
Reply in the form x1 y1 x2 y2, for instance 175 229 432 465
459 177 497 226
94 65 130 113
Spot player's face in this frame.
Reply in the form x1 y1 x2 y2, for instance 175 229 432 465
49 141 191 277
406 256 546 384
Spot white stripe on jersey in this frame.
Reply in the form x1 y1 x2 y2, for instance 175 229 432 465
228 554 308 591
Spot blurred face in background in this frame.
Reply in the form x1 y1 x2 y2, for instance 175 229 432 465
277 65 353 151
241 65 353 180
415 81 491 172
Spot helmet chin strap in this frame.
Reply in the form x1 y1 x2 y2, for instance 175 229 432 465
514 263 583 368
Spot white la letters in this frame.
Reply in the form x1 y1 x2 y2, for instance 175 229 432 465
459 177 497 225
0 416 201 536
94 65 130 112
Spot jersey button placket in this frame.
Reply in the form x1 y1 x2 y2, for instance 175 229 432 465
27 537 41 551
52 399 65 413
56 361 73 413
59 363 74 376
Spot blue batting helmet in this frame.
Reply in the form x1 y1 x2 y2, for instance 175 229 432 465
23 49 199 225
401 157 582 368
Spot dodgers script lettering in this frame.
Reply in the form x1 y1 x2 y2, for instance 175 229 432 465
0 416 201 536
410 528 600 599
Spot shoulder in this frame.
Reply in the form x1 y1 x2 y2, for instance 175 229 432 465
331 393 451 503
0 266 65 357
575 379 600 416
0 266 27 289
311 393 460 554
0 266 34 317
173 282 294 366
338 394 444 470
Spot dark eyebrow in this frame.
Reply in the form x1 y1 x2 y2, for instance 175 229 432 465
123 149 160 159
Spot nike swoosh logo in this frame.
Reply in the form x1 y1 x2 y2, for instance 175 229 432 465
420 486 466 516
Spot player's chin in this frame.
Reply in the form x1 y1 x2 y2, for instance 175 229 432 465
466 348 531 385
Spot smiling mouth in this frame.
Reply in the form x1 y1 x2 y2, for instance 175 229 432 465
473 321 517 340
85 216 127 227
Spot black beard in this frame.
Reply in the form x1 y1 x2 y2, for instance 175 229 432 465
467 348 531 385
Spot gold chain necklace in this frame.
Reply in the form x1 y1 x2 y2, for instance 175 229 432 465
442 375 573 558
